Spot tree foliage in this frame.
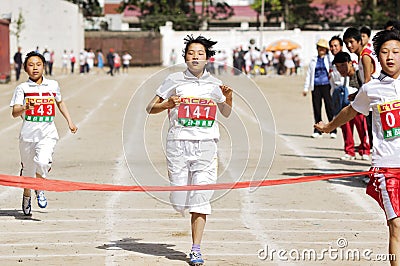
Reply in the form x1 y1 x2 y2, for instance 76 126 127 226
118 0 235 31
11 10 25 47
353 0 398 29
251 0 319 29
65 0 102 17
117 0 198 31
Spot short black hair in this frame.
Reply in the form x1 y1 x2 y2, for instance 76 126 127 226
360 26 371 37
329 35 343 47
182 35 217 60
373 29 400 57
23 51 46 71
384 20 400 30
343 27 362 42
332 51 351 64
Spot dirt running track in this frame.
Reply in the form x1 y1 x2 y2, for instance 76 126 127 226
0 68 390 265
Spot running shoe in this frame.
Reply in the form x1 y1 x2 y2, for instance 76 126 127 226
36 191 47 208
340 154 356 161
22 196 31 216
311 132 322 138
189 251 204 265
361 154 370 161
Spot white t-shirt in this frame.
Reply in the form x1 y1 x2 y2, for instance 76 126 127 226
351 73 400 167
10 78 61 142
156 69 226 141
122 54 132 65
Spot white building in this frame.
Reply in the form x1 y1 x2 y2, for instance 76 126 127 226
2 0 84 68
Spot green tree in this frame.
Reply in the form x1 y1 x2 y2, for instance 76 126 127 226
118 0 200 31
65 0 102 17
251 0 319 29
117 0 233 31
353 0 397 29
11 10 25 47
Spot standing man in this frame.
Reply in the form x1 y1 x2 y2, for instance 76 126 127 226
344 27 382 151
329 36 370 160
13 47 23 81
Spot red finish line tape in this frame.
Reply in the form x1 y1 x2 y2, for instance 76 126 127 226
0 171 372 192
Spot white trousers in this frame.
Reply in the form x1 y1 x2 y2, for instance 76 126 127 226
19 138 57 178
166 139 218 215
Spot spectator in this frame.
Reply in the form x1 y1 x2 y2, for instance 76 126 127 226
69 50 76 74
332 51 370 161
303 38 337 139
97 50 104 74
86 48 95 73
61 50 69 74
13 46 23 81
106 48 115 76
43 47 51 75
122 51 132 74
114 52 121 75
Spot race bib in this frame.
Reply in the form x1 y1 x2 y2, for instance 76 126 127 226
25 97 55 122
177 97 217 127
378 100 400 139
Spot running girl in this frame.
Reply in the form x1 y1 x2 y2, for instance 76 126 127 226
10 51 78 216
146 35 232 265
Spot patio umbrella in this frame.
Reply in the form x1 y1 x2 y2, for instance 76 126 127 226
265 39 301 51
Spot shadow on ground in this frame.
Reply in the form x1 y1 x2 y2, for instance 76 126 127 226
279 166 369 189
0 209 41 221
97 238 188 263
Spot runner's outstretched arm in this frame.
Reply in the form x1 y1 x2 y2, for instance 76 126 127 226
314 105 357 133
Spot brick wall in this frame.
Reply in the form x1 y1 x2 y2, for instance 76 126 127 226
85 31 162 66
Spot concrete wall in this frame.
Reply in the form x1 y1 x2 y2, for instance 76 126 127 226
160 22 345 67
2 0 84 68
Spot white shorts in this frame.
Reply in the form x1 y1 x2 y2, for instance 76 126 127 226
166 139 218 215
19 138 57 178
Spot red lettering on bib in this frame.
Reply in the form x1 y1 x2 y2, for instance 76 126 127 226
178 97 217 127
378 100 400 139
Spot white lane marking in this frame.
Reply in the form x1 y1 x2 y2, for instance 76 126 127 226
0 254 256 259
17 207 381 214
0 240 384 247
0 217 383 223
0 229 384 235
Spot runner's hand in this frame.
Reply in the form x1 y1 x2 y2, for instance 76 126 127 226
69 123 78 134
314 121 329 133
164 95 180 109
220 85 233 99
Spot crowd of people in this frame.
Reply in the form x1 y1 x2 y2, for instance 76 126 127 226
302 24 386 166
13 47 133 79
231 44 301 77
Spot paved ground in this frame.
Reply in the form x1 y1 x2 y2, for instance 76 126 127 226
0 67 391 265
